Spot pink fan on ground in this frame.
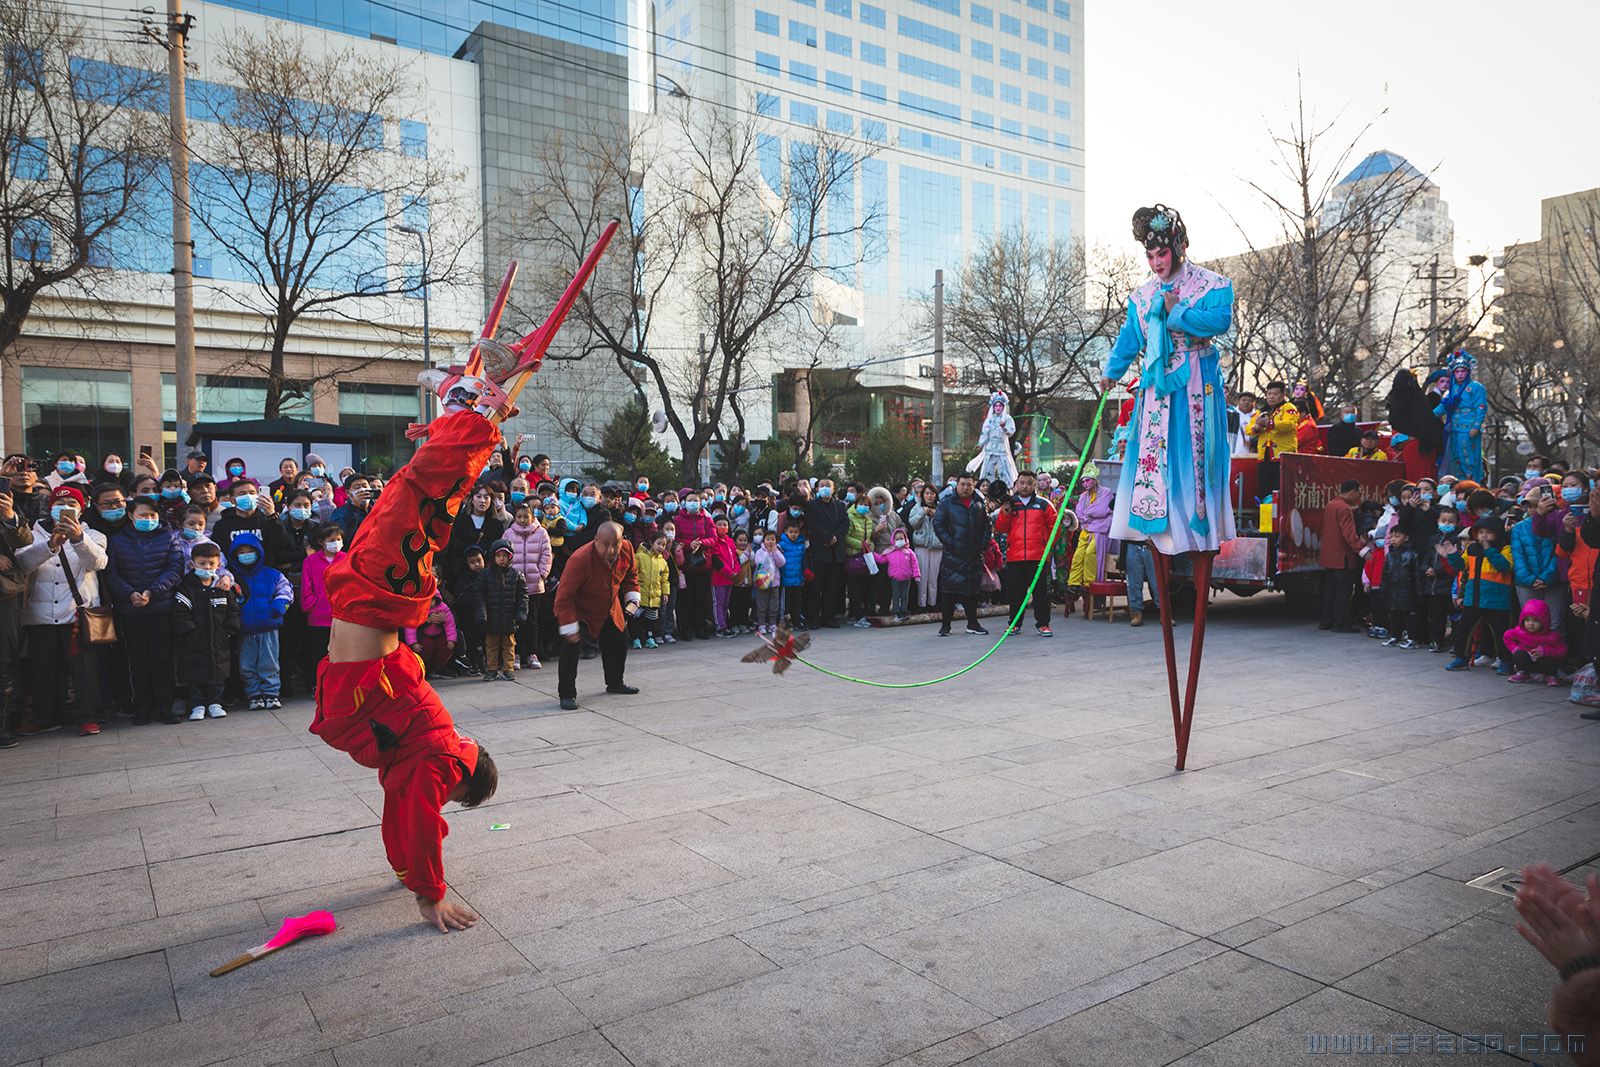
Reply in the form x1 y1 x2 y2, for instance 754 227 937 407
210 910 337 977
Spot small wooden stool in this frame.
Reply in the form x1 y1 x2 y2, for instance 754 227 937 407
1085 580 1128 622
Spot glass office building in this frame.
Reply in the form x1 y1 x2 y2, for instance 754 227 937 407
205 0 630 57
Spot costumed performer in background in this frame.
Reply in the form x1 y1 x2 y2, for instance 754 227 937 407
969 391 1019 486
1098 204 1235 770
1434 349 1487 482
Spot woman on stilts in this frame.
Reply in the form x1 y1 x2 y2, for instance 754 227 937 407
1098 205 1236 769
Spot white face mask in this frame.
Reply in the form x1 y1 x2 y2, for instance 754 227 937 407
323 541 343 555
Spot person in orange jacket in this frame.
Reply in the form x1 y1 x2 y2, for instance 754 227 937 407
310 381 509 934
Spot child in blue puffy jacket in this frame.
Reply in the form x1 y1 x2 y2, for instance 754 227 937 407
777 521 809 629
229 531 294 710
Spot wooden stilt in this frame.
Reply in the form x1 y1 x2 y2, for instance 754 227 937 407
1175 550 1217 770
1149 546 1182 741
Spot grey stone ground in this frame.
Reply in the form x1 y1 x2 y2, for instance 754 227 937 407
2 594 1596 1066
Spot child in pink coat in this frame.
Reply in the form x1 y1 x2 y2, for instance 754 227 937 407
403 593 458 678
300 522 347 682
884 528 922 621
708 515 740 636
1502 599 1567 685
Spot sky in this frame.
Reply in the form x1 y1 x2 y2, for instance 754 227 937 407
1084 1 1600 267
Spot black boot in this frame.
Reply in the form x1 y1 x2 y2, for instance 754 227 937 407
0 684 18 748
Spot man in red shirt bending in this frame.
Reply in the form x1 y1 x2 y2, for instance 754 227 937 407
310 377 512 933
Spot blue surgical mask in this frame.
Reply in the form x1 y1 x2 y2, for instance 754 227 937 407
561 488 577 501
134 517 160 532
789 507 803 517
1437 523 1456 534
161 487 187 501
236 551 258 566
510 491 527 504
192 566 216 580
685 500 701 514
715 493 726 503
664 501 679 513
623 511 637 524
855 504 868 514
1342 413 1356 423
817 486 833 498
181 526 201 540
732 504 746 517
310 466 326 477
844 491 857 503
1563 486 1584 503
636 482 649 491
1525 468 1541 480
1418 491 1433 502
1388 496 1400 507
519 460 533 471
234 495 256 512
56 460 75 476
581 495 599 509
220 499 234 510
288 506 311 521
100 507 126 522
50 504 72 522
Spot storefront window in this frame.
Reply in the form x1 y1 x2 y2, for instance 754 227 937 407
23 367 133 464
339 382 420 473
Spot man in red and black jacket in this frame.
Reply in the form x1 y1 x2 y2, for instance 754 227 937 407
993 469 1060 636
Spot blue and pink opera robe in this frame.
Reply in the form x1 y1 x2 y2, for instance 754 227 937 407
1100 262 1238 556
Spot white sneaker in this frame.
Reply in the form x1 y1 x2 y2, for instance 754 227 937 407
188 706 206 721
1473 655 1494 667
207 704 227 718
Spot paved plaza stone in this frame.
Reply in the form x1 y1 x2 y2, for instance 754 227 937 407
1 595 1595 1065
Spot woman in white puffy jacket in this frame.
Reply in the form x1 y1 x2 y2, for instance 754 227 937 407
17 500 108 733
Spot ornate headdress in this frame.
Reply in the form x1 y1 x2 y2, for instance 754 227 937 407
1132 204 1188 251
989 391 1008 410
1446 348 1476 373
1079 461 1100 483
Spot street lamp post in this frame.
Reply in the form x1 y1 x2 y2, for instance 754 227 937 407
397 225 431 422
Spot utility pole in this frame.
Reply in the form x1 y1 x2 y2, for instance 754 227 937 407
697 333 712 486
167 0 196 456
931 269 945 482
1425 254 1439 365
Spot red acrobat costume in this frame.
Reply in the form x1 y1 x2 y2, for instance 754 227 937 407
309 409 498 902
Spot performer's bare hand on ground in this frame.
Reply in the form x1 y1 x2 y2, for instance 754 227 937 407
417 896 478 933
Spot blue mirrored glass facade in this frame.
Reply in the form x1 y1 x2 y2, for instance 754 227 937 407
205 0 628 57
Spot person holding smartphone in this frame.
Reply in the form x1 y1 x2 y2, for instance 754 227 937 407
16 486 107 735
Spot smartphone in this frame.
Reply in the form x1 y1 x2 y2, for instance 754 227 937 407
139 444 153 459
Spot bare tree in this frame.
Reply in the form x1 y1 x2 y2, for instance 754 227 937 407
0 1 165 362
942 230 1136 425
1484 207 1600 462
1220 85 1487 408
187 27 475 417
522 98 877 473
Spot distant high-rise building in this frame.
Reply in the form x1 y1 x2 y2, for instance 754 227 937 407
14 0 1083 472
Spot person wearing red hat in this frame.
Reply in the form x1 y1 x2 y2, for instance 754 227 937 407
16 485 107 736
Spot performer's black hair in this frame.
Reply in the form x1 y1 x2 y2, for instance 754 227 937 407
462 745 498 808
1132 204 1189 250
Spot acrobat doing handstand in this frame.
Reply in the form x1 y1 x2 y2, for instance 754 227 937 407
309 225 617 932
